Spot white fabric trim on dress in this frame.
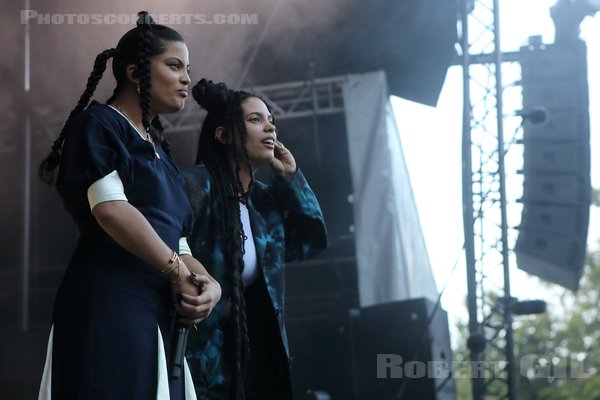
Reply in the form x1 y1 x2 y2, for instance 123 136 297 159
107 104 154 143
87 170 128 210
179 237 192 257
157 326 170 400
38 325 53 400
157 326 198 400
183 358 197 400
38 324 196 400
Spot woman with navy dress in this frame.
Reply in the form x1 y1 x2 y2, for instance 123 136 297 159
37 12 221 399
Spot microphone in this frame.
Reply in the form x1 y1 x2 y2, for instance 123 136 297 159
170 325 189 379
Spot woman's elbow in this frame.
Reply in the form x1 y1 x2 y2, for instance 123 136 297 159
91 200 127 226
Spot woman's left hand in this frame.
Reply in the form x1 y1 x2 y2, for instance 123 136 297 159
270 140 297 180
176 273 222 325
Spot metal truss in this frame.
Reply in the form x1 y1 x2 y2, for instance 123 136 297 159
460 0 522 399
11 75 347 149
161 75 346 134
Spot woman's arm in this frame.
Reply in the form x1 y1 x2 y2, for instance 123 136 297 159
266 141 327 261
92 200 208 324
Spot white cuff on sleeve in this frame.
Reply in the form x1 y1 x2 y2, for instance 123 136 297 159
179 237 192 257
87 170 128 210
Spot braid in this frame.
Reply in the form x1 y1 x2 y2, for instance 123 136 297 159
137 25 153 135
228 97 254 391
229 95 255 199
152 116 172 157
39 48 118 184
204 150 250 400
229 239 246 400
135 17 172 154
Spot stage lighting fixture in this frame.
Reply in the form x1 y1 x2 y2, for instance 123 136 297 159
467 332 487 354
515 107 549 125
509 299 547 316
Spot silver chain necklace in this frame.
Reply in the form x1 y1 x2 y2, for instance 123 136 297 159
109 102 160 159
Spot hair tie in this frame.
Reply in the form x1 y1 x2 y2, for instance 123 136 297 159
51 139 63 152
136 11 154 28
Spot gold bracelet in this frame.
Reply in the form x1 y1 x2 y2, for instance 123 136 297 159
165 251 178 269
162 259 180 275
164 261 181 284
161 250 180 275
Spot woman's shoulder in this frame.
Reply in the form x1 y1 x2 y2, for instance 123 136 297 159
182 163 211 184
182 163 213 196
69 102 127 134
182 164 213 210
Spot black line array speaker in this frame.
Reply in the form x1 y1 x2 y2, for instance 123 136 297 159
516 39 591 291
287 295 456 400
353 298 456 400
286 252 359 400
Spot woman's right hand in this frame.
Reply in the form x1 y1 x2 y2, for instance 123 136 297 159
170 261 204 324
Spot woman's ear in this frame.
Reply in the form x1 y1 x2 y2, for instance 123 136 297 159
125 64 140 85
214 127 227 144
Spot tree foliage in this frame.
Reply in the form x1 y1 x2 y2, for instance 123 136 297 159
512 247 600 400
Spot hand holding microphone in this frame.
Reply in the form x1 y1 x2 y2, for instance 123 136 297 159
170 270 222 378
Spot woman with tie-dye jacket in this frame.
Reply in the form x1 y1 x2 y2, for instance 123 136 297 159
182 79 327 400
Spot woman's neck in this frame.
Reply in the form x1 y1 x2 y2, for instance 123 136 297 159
230 159 254 194
112 92 155 132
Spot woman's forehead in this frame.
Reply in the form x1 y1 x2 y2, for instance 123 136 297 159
242 97 269 114
158 41 189 62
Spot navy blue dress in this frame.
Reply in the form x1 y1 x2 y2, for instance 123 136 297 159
49 103 194 399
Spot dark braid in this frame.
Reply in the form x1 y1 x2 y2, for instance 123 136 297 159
136 21 153 134
224 100 254 398
226 177 248 400
203 142 250 400
39 48 118 184
227 97 254 400
193 80 263 399
228 93 255 201
132 12 176 154
152 116 172 157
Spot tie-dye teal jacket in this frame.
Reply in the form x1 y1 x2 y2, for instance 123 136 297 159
182 164 327 394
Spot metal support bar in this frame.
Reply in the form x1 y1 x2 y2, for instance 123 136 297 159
161 75 347 135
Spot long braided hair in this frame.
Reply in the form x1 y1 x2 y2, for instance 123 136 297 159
39 11 183 183
192 79 259 400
